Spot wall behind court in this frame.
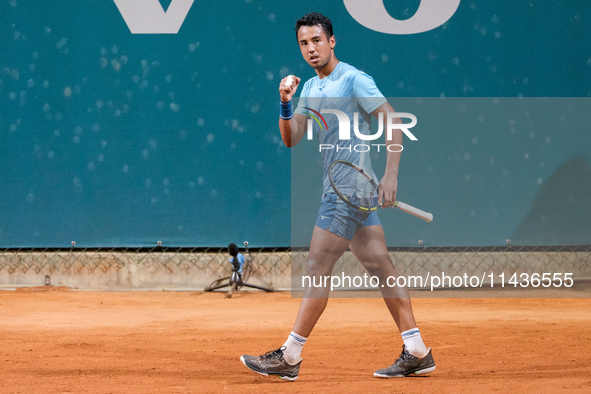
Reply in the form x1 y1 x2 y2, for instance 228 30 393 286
1 1 589 247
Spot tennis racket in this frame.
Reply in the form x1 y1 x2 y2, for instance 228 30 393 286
328 160 433 222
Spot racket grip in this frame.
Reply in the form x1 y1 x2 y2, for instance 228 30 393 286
396 201 433 222
285 75 294 88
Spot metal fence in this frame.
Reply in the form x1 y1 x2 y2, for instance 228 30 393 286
0 247 291 291
1 245 590 293
292 245 591 293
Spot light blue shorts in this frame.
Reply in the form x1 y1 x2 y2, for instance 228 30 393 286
315 193 381 241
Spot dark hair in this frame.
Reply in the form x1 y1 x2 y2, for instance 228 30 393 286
295 12 333 40
228 243 239 257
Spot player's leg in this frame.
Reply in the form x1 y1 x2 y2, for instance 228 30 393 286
349 224 436 377
292 225 351 336
240 225 350 380
349 225 416 331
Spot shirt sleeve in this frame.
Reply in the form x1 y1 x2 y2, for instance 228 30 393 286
354 73 387 115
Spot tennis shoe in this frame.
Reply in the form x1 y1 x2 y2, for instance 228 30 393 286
240 346 301 381
374 345 436 378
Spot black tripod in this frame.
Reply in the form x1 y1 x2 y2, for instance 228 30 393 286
204 241 274 298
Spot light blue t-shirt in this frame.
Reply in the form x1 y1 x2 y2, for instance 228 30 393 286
294 62 387 195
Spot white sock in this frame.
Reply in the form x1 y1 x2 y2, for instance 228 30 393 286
281 331 307 365
401 328 428 358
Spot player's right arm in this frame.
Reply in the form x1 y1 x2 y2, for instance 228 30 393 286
279 76 307 148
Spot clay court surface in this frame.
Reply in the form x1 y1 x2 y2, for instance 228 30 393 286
1 289 590 393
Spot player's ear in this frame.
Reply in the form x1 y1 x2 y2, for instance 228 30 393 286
330 35 336 50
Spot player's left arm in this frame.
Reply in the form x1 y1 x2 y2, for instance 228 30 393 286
371 102 402 209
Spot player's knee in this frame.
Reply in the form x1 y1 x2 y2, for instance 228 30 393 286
359 254 391 276
305 259 333 277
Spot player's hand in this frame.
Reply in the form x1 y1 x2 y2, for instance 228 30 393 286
378 176 398 209
279 75 300 102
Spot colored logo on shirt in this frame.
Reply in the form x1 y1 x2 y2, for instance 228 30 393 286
304 107 329 133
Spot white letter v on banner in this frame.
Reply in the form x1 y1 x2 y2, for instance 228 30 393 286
113 0 194 34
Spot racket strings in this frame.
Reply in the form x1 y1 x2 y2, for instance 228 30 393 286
331 162 378 210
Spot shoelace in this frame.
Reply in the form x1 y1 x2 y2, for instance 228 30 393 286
393 347 414 365
261 346 286 361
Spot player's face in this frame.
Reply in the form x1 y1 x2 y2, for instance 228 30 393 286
297 25 335 70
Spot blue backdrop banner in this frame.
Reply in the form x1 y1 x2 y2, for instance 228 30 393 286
1 1 589 247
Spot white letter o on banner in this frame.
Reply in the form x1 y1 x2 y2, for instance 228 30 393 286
343 0 461 35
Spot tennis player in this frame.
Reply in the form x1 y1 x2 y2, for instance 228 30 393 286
241 12 435 380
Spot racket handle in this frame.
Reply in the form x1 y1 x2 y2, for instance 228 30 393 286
395 201 433 222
